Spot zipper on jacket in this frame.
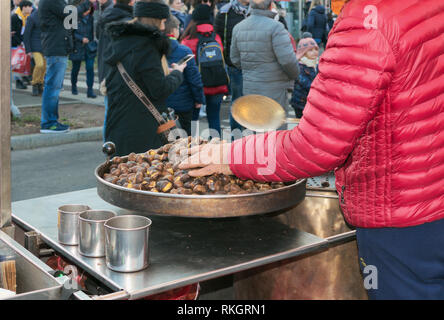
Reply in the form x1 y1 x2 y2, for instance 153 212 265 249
341 186 345 204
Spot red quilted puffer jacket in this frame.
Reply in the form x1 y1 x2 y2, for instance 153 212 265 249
229 0 444 228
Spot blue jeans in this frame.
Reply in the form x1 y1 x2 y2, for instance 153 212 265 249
41 56 68 128
227 66 245 132
71 55 95 90
356 218 444 300
193 94 223 138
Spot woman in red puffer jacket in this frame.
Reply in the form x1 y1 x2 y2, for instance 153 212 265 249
181 0 444 299
181 4 228 137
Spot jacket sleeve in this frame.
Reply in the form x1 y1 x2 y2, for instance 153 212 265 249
138 49 184 103
229 17 396 182
73 27 85 42
229 25 241 69
23 15 34 53
214 12 225 45
183 49 205 104
271 24 299 80
307 11 315 32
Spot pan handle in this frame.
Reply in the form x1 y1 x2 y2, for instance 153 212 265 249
102 142 116 160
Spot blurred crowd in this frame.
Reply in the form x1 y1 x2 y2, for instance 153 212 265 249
10 0 334 154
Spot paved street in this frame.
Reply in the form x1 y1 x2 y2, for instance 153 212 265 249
11 141 105 202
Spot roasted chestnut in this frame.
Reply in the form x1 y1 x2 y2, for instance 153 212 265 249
156 180 173 193
103 139 290 196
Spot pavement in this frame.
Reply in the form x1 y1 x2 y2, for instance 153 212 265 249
12 70 296 151
12 71 105 151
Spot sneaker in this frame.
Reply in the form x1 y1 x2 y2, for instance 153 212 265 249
40 122 70 134
72 85 78 95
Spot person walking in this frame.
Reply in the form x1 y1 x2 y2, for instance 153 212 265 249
168 0 187 35
23 0 45 96
214 0 249 133
180 0 444 301
290 37 319 119
39 0 94 133
70 0 97 98
165 16 205 136
103 0 185 156
97 0 135 141
182 0 216 33
306 0 327 47
230 0 299 118
181 4 229 138
11 0 33 90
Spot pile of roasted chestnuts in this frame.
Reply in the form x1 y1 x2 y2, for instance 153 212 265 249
102 137 288 195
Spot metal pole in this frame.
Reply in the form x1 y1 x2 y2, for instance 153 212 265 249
0 0 12 234
298 0 302 39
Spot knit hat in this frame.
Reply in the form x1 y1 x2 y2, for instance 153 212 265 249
301 31 313 39
296 37 319 60
192 4 212 24
134 1 170 19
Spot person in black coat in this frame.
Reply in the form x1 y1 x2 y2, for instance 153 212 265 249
103 0 185 156
23 3 46 96
70 0 97 98
96 0 135 141
11 1 33 90
307 0 327 46
11 1 33 47
97 0 135 86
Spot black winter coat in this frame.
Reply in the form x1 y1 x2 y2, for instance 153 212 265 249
97 3 133 83
23 9 43 53
69 12 96 61
104 21 184 156
39 0 91 57
307 5 327 42
214 5 246 68
11 13 25 48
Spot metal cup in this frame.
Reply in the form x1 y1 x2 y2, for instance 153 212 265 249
78 210 116 258
57 205 91 245
104 215 152 273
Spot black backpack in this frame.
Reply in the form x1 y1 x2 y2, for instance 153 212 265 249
196 32 229 87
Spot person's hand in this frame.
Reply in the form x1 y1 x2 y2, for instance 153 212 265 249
171 63 186 73
195 103 202 109
82 38 90 44
179 141 233 177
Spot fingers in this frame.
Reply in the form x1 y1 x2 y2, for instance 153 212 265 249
188 164 233 177
188 166 217 177
179 152 206 170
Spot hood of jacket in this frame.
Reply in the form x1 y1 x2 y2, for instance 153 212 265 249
105 21 170 66
100 3 133 26
196 23 215 35
313 5 325 14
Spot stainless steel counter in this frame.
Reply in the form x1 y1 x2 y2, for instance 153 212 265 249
12 188 328 300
